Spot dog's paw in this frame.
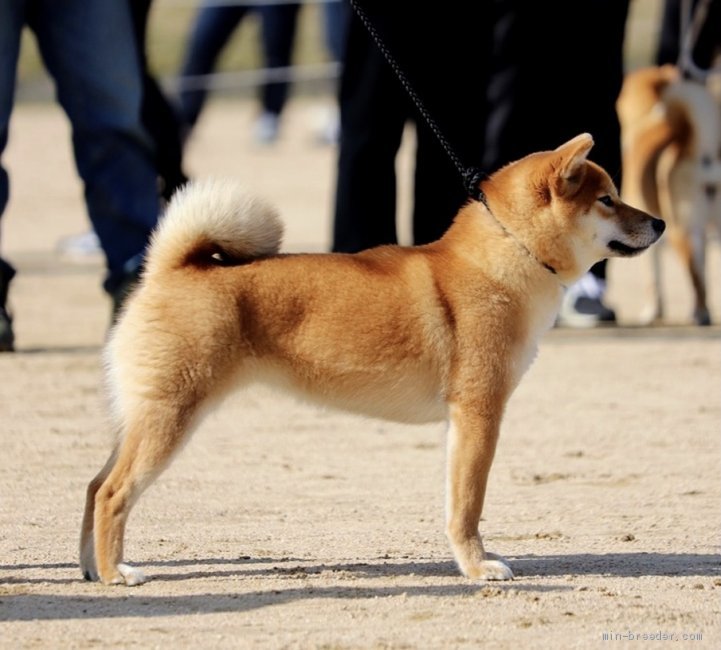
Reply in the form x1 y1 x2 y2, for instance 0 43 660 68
475 559 514 581
464 553 514 581
106 563 147 586
638 302 662 327
82 566 99 582
79 543 98 582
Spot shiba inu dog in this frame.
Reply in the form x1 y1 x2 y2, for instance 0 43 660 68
80 133 664 586
618 65 721 325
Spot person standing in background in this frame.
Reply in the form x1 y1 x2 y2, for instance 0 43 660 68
332 2 492 253
56 0 188 265
130 0 188 202
333 0 631 327
0 0 161 351
176 1 300 144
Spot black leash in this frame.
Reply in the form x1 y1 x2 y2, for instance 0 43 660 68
349 1 559 277
348 0 486 203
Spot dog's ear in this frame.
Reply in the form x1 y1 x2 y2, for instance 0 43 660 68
552 133 594 197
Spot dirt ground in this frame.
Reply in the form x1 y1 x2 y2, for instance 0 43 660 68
1 101 720 649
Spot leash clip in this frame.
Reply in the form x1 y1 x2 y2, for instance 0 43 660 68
463 167 486 202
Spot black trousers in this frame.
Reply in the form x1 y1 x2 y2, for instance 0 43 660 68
130 0 187 201
483 0 631 281
332 2 493 252
177 3 300 127
333 0 630 284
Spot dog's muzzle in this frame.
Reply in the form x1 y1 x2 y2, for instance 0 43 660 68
609 218 665 256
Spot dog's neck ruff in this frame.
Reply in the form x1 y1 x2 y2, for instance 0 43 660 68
478 196 560 279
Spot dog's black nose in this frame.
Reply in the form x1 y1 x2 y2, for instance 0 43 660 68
652 218 666 234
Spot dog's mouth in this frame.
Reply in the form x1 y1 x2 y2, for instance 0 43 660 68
608 240 650 257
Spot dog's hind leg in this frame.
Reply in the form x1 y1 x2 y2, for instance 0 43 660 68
667 225 710 325
658 148 712 325
688 196 711 325
90 398 203 585
80 446 118 581
641 245 665 325
445 402 514 581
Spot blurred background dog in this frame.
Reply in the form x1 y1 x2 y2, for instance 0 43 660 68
618 64 721 325
618 0 721 325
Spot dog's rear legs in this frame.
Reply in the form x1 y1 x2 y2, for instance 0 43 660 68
686 222 710 326
667 227 711 326
445 403 513 581
79 447 118 581
82 402 199 585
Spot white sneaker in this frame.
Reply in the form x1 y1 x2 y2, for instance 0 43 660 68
557 273 617 328
254 111 280 144
57 231 102 261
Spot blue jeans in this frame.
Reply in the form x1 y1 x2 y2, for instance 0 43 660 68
177 5 253 127
0 0 159 293
177 2 300 126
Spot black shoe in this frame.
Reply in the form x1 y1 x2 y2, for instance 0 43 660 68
557 270 617 329
0 258 16 352
558 294 617 328
573 295 616 321
0 306 13 352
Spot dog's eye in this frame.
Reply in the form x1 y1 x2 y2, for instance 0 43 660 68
597 195 614 207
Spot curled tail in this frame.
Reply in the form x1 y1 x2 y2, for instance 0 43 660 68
144 179 284 276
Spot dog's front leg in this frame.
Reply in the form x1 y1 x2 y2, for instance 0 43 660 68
445 402 513 581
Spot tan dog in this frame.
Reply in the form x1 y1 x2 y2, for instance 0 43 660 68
80 134 664 586
618 65 721 325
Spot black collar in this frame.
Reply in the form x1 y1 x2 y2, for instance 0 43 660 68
476 194 559 277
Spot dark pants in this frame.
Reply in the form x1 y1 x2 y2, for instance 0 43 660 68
177 3 300 127
333 0 629 275
0 0 159 293
484 0 629 179
483 0 631 280
260 3 301 115
130 0 187 201
333 2 493 252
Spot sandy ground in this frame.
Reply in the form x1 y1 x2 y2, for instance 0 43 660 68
0 100 720 649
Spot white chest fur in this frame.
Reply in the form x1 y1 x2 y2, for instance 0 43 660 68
511 285 563 389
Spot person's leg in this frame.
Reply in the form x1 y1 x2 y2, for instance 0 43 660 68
258 2 300 117
0 256 15 351
28 0 159 297
314 0 349 146
129 0 187 201
176 5 249 128
406 3 493 244
0 0 24 225
485 0 628 170
323 0 349 62
0 0 25 351
412 124 472 245
332 13 407 253
142 77 189 201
